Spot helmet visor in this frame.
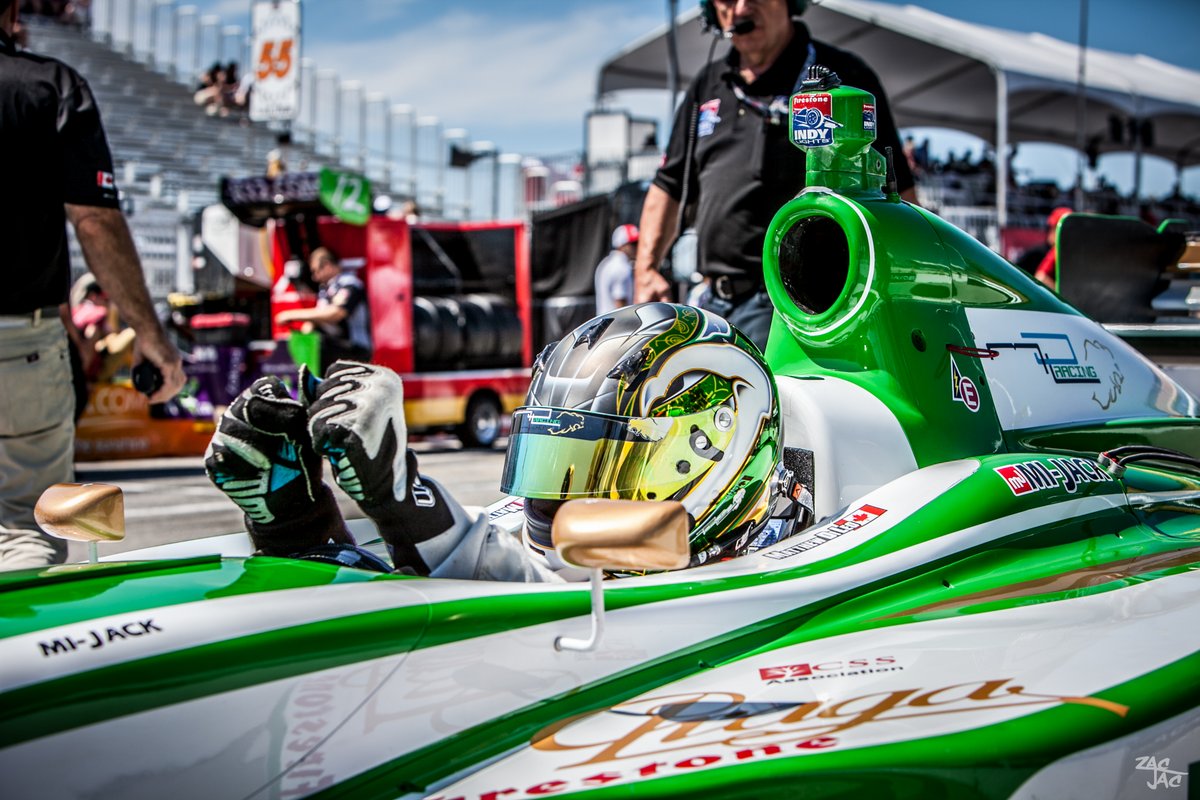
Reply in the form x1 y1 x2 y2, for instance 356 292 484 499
500 405 734 501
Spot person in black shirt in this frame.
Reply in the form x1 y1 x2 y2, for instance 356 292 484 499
634 0 915 349
275 247 373 370
0 0 185 569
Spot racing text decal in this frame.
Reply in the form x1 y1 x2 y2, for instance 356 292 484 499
763 504 886 561
986 332 1100 385
994 457 1112 496
38 619 161 657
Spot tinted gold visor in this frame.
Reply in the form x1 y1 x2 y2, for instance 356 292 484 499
500 406 733 501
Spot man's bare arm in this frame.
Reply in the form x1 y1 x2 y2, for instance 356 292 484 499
633 184 679 304
65 204 185 403
277 305 348 326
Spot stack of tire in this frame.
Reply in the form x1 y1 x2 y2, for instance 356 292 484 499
411 293 523 372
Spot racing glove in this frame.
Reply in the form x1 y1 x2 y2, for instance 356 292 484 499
306 361 462 575
205 376 352 556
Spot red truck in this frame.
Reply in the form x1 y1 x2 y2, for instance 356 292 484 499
267 213 532 447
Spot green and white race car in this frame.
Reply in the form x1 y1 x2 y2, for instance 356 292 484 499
2 78 1198 800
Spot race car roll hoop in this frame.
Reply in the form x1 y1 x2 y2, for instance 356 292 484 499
760 66 1196 474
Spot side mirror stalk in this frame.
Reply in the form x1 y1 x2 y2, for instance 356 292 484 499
550 499 690 653
555 568 605 652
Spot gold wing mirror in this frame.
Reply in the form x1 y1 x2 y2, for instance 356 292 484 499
35 483 126 563
552 499 690 652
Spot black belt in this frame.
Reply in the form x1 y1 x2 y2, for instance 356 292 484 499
0 306 60 328
709 275 762 301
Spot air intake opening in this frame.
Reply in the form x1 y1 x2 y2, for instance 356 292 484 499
778 216 850 316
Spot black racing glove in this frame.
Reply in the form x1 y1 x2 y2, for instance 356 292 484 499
205 376 352 556
307 361 457 574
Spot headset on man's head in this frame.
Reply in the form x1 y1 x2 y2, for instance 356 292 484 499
698 0 809 33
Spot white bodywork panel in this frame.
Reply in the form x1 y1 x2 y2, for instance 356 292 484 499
777 375 917 521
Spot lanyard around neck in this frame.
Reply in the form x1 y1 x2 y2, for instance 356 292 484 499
728 42 816 126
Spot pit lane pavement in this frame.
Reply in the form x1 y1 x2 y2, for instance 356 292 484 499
67 437 507 561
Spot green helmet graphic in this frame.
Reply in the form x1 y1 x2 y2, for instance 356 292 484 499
501 303 781 565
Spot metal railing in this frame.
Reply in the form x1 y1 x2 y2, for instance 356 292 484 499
80 0 573 222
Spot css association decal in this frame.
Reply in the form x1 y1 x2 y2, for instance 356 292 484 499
791 93 842 147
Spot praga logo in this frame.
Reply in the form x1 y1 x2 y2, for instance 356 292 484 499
994 457 1112 496
762 504 886 561
791 93 842 147
985 332 1102 385
433 682 1127 800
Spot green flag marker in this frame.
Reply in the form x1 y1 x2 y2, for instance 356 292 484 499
318 167 372 226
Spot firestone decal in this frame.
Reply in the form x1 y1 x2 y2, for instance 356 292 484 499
38 619 162 657
862 103 876 132
763 504 886 561
994 457 1112 496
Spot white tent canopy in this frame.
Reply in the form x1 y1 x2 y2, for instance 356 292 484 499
597 0 1200 225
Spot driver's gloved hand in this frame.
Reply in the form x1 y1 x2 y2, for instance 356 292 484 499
205 376 352 556
306 361 459 575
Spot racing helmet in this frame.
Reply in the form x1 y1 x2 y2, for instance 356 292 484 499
501 303 781 566
699 0 809 33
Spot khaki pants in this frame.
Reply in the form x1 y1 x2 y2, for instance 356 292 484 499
0 318 75 570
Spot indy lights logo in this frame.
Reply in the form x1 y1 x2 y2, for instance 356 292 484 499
986 332 1100 385
995 457 1112 496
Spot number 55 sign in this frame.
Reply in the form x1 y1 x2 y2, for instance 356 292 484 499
250 0 301 122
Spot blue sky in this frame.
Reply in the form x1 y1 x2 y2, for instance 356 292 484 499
196 0 1199 197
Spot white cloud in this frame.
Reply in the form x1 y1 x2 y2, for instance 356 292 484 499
303 6 663 153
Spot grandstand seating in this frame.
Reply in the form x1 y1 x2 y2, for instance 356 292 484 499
28 18 329 215
25 18 334 299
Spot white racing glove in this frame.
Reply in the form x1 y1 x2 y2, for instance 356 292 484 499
306 361 462 575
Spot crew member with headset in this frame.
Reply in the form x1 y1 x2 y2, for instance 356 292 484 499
0 0 185 569
634 0 915 349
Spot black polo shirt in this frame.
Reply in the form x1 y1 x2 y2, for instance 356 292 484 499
0 29 118 314
654 22 914 285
